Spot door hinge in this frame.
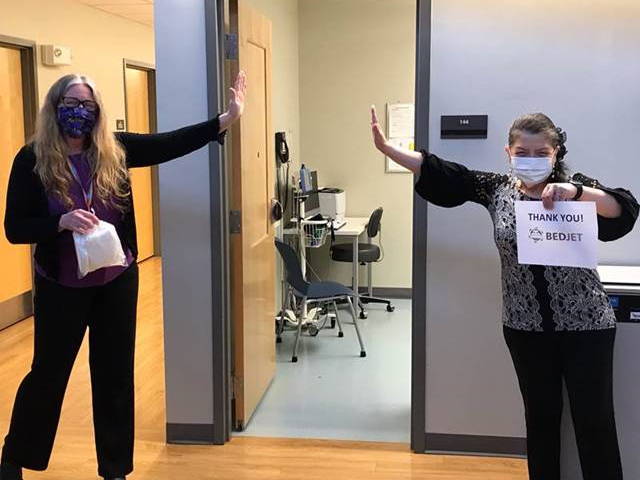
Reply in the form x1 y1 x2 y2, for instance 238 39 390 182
229 210 241 234
225 33 239 60
231 373 240 400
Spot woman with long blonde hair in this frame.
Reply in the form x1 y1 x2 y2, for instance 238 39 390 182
1 71 246 480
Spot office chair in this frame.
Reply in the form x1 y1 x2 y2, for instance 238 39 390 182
275 239 366 363
330 207 395 319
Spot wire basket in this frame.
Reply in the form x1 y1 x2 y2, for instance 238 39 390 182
301 219 329 248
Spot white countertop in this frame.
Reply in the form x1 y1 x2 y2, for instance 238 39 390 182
597 265 640 285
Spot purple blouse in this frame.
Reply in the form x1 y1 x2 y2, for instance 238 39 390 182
36 153 134 288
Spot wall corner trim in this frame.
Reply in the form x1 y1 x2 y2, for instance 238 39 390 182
424 433 527 457
166 423 220 445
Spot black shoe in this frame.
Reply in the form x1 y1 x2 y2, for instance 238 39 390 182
0 462 23 480
103 477 126 480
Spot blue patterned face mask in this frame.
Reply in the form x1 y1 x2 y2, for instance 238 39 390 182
56 105 97 138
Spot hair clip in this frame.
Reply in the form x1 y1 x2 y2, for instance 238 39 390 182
556 127 567 144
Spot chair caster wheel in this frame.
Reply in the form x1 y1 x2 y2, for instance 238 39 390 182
387 305 395 312
292 356 298 363
360 351 367 358
338 331 344 338
359 311 368 319
331 319 336 329
276 337 282 344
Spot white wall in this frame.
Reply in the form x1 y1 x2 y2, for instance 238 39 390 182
299 0 416 289
425 0 640 450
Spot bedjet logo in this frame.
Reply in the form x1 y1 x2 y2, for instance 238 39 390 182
528 227 584 243
528 228 544 243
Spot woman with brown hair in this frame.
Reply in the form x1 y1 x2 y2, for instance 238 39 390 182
371 107 638 480
1 71 246 480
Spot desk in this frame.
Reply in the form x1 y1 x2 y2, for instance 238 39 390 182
284 217 369 316
560 266 640 479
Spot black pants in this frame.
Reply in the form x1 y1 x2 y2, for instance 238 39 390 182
2 263 139 478
504 326 622 480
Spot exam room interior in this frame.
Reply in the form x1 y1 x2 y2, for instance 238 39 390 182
233 0 417 442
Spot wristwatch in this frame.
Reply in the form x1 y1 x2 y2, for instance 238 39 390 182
570 179 584 201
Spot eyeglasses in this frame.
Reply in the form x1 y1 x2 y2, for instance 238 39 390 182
60 96 99 112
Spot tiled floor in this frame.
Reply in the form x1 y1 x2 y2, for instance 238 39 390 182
237 298 412 443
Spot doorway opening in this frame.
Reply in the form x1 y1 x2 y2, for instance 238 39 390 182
0 35 38 331
226 0 417 445
124 59 160 262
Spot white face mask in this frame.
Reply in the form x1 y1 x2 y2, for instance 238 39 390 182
510 156 553 187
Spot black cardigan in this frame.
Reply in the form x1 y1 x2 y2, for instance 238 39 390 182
415 152 639 242
4 116 225 280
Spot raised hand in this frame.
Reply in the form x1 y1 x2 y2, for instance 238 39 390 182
371 105 389 153
228 70 247 121
370 105 423 173
219 71 247 132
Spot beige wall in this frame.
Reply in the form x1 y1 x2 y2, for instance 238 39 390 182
300 0 416 289
0 0 155 132
244 0 301 165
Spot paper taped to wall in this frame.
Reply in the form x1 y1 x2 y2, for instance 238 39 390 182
386 103 414 173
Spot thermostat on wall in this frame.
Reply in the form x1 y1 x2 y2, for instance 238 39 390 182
41 45 73 66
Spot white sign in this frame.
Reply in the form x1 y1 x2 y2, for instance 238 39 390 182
387 103 415 138
515 201 598 269
386 103 414 174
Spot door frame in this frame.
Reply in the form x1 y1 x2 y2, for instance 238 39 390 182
0 35 38 139
206 0 233 444
204 0 431 449
410 0 430 453
0 35 39 331
122 59 162 256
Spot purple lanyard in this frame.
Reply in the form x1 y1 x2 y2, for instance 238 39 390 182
67 158 94 213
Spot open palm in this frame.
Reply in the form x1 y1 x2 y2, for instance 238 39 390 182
229 70 247 120
371 105 389 152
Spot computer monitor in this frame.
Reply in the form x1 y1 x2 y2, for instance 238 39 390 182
304 171 321 217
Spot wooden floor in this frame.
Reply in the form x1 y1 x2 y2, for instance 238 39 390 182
0 258 528 479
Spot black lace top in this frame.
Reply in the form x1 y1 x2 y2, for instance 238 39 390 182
415 151 639 331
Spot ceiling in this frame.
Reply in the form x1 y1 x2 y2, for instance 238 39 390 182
74 0 154 27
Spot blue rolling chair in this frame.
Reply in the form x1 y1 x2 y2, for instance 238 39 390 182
275 239 366 363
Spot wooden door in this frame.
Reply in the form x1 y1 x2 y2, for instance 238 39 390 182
0 45 33 329
125 65 155 261
230 0 276 430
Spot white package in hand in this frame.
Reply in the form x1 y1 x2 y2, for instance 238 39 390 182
73 220 127 278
